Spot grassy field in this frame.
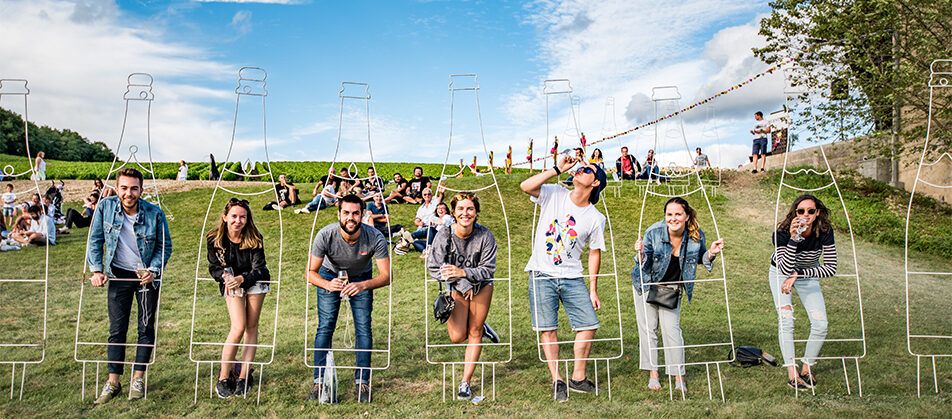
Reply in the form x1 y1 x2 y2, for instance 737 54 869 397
0 170 951 418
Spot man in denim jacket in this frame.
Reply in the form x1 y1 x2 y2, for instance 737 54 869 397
86 168 172 405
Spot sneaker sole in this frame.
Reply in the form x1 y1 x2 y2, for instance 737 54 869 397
569 387 596 393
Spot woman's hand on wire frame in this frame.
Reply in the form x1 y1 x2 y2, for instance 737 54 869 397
709 238 725 256
781 275 797 294
634 239 644 261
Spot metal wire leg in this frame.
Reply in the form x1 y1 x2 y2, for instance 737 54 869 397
855 358 863 397
193 363 200 404
932 356 938 393
841 359 850 395
81 362 87 401
716 363 725 402
917 356 922 398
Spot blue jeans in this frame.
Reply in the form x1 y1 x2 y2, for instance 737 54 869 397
527 272 599 332
305 196 331 212
768 265 828 367
313 267 373 384
411 227 437 252
637 165 664 181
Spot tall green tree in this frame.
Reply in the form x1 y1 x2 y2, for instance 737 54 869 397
755 0 952 181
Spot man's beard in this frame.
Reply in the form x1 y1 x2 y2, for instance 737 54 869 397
340 219 360 235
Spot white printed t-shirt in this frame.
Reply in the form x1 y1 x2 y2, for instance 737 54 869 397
753 119 770 140
524 184 606 278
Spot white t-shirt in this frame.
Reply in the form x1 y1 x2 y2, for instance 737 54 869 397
176 164 188 181
2 192 16 208
753 119 770 140
113 212 141 271
28 214 56 245
524 184 606 277
415 199 439 227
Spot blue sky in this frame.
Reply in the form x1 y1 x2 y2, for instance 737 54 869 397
0 0 791 168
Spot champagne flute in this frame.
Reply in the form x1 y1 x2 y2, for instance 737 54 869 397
339 270 349 301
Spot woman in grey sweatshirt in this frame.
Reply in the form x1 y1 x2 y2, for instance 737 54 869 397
426 191 499 400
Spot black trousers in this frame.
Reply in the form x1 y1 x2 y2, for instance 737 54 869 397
65 208 91 229
107 266 160 375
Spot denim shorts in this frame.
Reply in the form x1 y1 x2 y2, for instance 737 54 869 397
449 280 494 295
528 272 599 332
246 281 271 295
2 207 13 217
752 138 768 155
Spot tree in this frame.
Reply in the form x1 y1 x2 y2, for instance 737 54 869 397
0 107 115 161
755 0 952 183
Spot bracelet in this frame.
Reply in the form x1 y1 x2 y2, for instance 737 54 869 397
552 166 562 175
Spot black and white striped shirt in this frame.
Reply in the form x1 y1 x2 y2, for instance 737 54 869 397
771 229 837 278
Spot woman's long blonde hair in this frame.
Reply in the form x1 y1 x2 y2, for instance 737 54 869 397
206 198 263 250
665 197 700 242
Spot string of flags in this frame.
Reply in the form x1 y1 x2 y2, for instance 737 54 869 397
509 56 796 167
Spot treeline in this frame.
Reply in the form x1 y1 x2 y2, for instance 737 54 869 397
0 107 115 162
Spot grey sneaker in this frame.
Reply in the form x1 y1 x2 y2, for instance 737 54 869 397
356 383 372 403
553 380 568 402
482 322 500 343
94 381 121 405
128 377 146 400
400 229 413 243
215 379 234 398
569 377 598 393
457 381 472 400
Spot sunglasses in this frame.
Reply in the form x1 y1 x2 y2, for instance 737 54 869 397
796 208 817 215
574 166 595 175
455 192 476 201
229 198 250 206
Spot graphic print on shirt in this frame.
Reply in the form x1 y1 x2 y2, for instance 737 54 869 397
544 214 578 265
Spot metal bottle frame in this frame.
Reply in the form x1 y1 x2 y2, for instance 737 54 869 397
0 79 49 400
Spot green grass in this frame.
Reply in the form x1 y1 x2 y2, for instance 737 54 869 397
1 170 951 417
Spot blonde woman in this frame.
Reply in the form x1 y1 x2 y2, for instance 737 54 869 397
206 198 271 398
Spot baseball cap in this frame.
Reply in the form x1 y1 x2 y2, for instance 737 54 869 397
589 165 607 205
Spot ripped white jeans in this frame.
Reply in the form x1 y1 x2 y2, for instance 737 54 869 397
768 265 828 367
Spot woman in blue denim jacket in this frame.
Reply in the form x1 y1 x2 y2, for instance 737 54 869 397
631 197 723 393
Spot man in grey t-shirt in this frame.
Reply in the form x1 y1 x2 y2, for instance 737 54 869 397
305 194 391 404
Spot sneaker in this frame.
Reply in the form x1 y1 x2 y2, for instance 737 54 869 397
553 380 568 402
305 382 324 402
229 363 255 384
419 248 429 259
393 239 409 256
400 229 413 243
94 381 121 405
457 381 472 400
482 323 500 343
215 379 234 399
569 377 598 393
233 378 249 396
128 377 146 400
760 168 766 173
751 169 758 174
356 383 372 403
268 203 278 210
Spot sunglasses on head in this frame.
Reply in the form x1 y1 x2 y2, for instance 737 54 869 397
229 198 250 206
796 208 817 215
455 192 476 201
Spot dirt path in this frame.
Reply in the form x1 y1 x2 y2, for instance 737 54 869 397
3 179 270 203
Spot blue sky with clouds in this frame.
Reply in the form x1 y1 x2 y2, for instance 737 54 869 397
0 0 790 168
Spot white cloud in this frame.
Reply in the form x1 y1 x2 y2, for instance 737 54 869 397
230 10 253 36
0 0 234 162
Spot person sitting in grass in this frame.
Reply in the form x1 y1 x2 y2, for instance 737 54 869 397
394 186 442 255
305 194 391 404
425 191 500 400
264 174 299 211
206 198 271 398
9 204 55 246
360 167 385 200
632 197 723 394
410 201 454 257
87 168 172 405
770 193 836 390
405 167 432 204
364 192 401 238
520 155 607 402
338 167 358 196
62 192 99 230
385 173 410 204
297 173 341 214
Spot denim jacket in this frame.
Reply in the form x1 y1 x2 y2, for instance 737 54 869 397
630 220 714 302
86 196 173 279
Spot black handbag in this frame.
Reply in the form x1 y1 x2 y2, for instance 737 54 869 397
729 346 778 368
645 283 681 310
433 282 455 323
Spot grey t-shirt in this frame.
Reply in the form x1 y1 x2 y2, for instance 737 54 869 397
426 223 497 294
310 223 388 276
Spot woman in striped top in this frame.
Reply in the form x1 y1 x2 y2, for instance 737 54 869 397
770 193 836 390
